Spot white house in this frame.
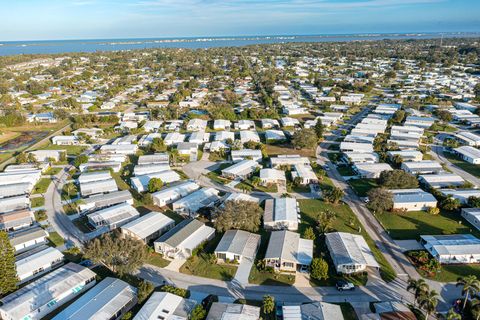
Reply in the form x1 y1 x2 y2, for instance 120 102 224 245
454 146 480 164
121 211 175 243
187 118 208 131
441 189 480 204
401 161 443 175
354 163 393 179
221 159 260 179
259 168 286 186
164 132 186 146
87 203 140 230
420 173 465 189
231 149 262 162
291 164 318 185
151 181 200 207
9 227 48 254
15 246 64 284
462 208 480 231
239 130 260 143
52 135 79 145
213 119 232 131
0 263 96 320
172 187 220 216
325 232 379 274
391 189 438 211
133 292 196 320
130 170 181 193
214 230 261 263
154 219 215 259
420 234 480 264
264 230 313 273
265 130 287 142
264 197 299 231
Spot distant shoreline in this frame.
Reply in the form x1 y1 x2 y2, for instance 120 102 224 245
1 32 479 56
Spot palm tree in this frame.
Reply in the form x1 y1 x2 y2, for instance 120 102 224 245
262 295 275 315
446 308 461 320
418 289 438 320
407 277 429 306
65 183 77 196
471 298 480 320
456 275 480 311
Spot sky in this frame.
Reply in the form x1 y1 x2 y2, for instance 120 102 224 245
0 0 479 41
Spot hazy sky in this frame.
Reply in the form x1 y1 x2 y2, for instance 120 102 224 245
1 0 479 41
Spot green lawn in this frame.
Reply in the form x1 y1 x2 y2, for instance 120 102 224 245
47 231 65 247
249 231 296 286
337 166 357 176
31 197 45 208
111 172 130 190
375 210 480 240
145 252 170 268
180 234 237 281
63 203 78 215
41 144 87 156
348 178 379 197
418 263 480 282
32 178 52 194
444 152 480 178
299 199 396 282
44 167 62 175
34 210 48 222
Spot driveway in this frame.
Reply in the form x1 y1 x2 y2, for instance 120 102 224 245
234 257 254 286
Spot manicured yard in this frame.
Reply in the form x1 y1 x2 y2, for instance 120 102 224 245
145 252 170 268
180 234 237 281
41 144 87 156
444 152 480 178
298 199 396 283
348 178 378 197
418 263 480 283
31 197 45 208
375 210 480 240
48 231 65 247
32 178 52 194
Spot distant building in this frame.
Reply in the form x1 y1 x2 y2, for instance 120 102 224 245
421 234 480 264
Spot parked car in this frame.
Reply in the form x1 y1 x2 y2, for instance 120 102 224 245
336 280 355 291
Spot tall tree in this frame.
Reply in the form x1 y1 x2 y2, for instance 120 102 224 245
0 231 17 295
291 128 318 149
84 231 147 276
148 178 164 193
407 277 429 307
456 275 480 311
262 295 275 316
314 118 324 139
418 289 438 320
213 200 262 232
378 170 418 189
367 188 393 213
322 187 344 204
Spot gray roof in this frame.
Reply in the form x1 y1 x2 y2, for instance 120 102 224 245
133 292 196 320
155 219 204 248
264 230 313 265
207 303 260 320
9 227 47 247
215 230 260 259
82 190 133 209
52 277 137 320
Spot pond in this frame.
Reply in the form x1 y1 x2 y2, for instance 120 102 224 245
0 131 50 151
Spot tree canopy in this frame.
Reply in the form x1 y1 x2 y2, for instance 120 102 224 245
0 231 17 295
378 169 418 189
367 188 393 213
213 200 262 232
291 128 318 149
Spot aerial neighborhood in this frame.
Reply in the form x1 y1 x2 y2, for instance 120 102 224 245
0 38 480 320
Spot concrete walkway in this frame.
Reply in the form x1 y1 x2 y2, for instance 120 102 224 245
164 257 187 272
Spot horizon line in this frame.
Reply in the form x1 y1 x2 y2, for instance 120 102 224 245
1 30 480 44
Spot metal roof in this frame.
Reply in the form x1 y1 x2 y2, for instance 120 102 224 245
9 226 48 247
155 219 204 248
16 246 63 279
264 230 312 265
0 263 96 320
52 277 136 320
88 202 139 226
326 232 379 268
391 189 437 204
215 230 260 259
207 303 260 320
421 234 480 256
122 211 174 240
133 292 196 320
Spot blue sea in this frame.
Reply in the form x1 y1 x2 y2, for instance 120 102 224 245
0 33 478 56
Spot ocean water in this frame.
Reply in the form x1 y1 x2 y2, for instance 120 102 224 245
0 33 478 56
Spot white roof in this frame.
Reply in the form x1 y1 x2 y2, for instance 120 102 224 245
131 170 181 192
260 168 286 181
88 202 140 226
122 211 174 240
421 234 480 256
224 193 259 203
222 159 259 176
326 232 379 268
0 263 96 320
78 170 112 184
455 146 480 160
134 292 196 320
52 277 136 320
16 247 63 279
152 181 200 202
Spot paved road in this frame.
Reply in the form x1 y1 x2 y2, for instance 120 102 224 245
431 144 480 187
44 165 87 248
